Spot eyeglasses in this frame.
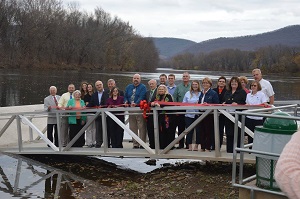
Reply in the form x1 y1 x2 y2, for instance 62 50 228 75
251 84 257 87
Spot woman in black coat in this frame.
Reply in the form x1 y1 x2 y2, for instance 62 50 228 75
223 76 247 153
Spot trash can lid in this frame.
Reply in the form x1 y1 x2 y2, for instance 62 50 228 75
256 112 298 135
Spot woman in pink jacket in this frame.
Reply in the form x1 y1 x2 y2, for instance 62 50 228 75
275 130 300 199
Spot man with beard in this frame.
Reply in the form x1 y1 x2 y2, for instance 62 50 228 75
124 74 147 149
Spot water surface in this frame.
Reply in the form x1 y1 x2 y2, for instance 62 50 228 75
0 68 299 107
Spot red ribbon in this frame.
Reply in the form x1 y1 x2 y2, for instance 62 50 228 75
139 100 151 120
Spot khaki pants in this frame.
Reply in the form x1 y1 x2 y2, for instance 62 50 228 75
85 115 96 145
129 112 147 147
60 117 69 146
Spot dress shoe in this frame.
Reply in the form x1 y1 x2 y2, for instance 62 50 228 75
133 146 139 149
95 144 101 148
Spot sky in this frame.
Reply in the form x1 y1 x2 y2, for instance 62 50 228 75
64 0 300 42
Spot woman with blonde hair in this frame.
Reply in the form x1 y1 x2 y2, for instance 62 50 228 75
239 76 250 94
151 85 174 149
198 77 219 151
182 80 201 151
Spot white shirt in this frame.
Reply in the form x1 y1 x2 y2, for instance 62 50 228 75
259 78 275 102
246 91 268 120
58 92 73 107
183 91 200 118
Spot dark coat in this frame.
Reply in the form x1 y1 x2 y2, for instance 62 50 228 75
145 88 157 103
87 89 109 107
223 89 247 105
213 87 227 104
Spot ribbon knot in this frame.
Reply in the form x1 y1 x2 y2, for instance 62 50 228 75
139 100 151 120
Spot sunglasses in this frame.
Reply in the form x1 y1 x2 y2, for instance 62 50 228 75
251 84 257 87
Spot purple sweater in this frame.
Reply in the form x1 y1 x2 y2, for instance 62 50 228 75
106 96 124 107
106 96 125 121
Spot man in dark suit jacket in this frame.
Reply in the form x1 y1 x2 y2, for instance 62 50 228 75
146 79 157 149
87 80 109 148
107 79 124 96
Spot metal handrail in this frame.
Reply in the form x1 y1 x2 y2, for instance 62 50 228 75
232 105 299 198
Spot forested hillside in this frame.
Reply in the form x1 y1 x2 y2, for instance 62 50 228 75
0 0 159 71
154 25 300 74
150 38 196 59
183 25 300 54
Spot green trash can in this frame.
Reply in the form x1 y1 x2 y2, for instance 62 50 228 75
252 112 298 190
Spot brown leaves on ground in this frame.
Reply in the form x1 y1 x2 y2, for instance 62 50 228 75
24 155 255 199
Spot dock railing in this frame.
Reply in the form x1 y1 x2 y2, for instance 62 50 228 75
232 103 299 198
0 102 298 161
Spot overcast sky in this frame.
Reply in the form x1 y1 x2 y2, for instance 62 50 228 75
64 0 300 42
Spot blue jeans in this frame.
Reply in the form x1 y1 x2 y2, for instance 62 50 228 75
185 116 200 144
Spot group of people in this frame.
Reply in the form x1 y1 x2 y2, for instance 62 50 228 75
43 68 275 153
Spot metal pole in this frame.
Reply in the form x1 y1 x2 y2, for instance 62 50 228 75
214 109 220 157
232 112 239 185
54 173 62 198
153 109 160 154
29 117 33 141
16 115 23 152
102 111 108 153
0 115 16 137
13 158 22 193
239 115 246 184
56 112 62 151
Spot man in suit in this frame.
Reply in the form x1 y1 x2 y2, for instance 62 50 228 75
44 86 61 147
146 79 157 149
87 80 109 148
58 84 75 146
106 79 124 96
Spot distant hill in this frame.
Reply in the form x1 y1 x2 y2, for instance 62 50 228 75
150 37 196 59
151 25 300 58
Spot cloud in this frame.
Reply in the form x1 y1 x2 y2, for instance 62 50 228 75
64 0 300 42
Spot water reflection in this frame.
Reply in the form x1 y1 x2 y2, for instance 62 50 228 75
1 68 300 107
0 153 86 198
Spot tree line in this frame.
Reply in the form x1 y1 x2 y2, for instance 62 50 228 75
160 45 300 74
0 0 159 71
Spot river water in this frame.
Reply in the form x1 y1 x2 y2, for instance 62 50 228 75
0 68 299 107
0 68 299 198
